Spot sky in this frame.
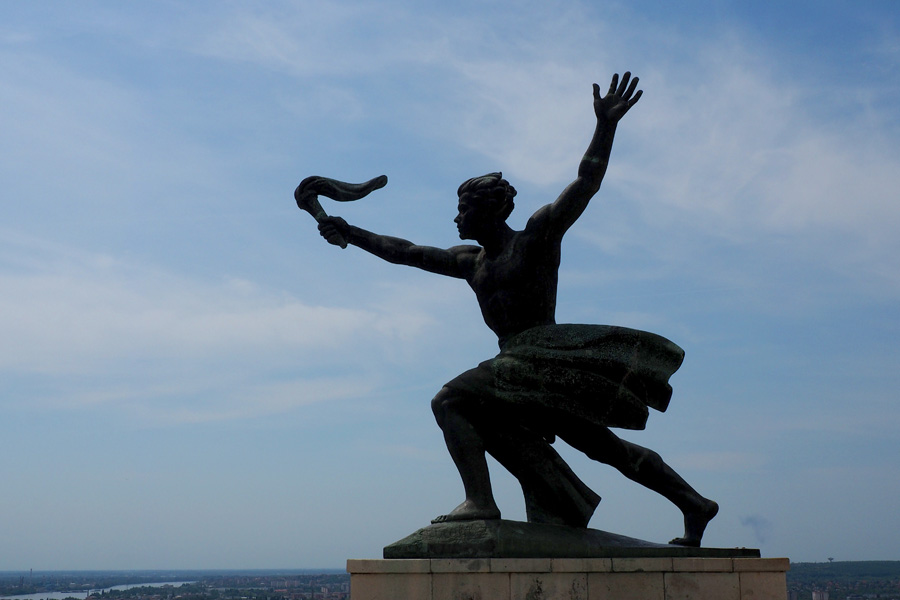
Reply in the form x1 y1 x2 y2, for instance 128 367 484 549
1 0 899 570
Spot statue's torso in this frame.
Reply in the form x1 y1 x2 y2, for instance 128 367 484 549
467 230 561 345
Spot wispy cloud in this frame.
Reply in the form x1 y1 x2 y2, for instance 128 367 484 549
0 232 443 423
190 2 438 78
0 238 377 371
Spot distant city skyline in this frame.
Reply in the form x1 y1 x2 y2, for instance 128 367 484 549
1 0 899 569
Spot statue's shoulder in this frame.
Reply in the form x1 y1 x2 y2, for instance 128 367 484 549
445 244 482 271
447 244 481 257
523 203 552 233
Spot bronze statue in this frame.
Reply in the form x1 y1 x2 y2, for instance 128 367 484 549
298 72 718 547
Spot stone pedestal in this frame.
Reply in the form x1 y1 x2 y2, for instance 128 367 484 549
347 556 789 600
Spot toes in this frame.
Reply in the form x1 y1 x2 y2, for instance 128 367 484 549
669 537 700 547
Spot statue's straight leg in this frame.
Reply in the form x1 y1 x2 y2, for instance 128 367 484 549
557 421 718 545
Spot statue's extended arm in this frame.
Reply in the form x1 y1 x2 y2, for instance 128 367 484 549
529 72 642 236
318 216 475 279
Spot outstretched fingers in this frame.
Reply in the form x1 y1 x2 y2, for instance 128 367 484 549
616 71 631 96
595 71 643 118
624 75 640 99
606 71 642 101
617 72 642 109
628 88 643 107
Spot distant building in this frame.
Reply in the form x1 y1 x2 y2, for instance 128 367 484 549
811 591 829 600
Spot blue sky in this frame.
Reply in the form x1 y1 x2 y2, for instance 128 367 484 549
1 1 898 569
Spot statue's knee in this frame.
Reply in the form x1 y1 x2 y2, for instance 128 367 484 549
431 387 452 421
431 387 473 427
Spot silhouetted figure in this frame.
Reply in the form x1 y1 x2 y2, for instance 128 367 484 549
311 73 717 546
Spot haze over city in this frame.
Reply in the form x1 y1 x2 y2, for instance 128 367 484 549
1 1 898 569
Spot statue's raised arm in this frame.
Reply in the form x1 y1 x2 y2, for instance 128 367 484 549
528 72 642 238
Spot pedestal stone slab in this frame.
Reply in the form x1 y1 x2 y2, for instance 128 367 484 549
510 572 588 600
384 519 761 559
589 571 665 600
347 557 789 600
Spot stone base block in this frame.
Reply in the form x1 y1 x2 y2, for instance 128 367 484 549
347 557 789 600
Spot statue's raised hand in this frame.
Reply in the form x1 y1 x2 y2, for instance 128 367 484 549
594 72 642 123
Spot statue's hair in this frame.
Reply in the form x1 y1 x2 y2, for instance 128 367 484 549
457 172 517 220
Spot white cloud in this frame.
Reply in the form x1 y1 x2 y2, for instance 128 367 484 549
190 2 431 78
590 35 900 246
0 30 33 44
0 232 446 423
0 48 232 232
361 14 900 298
0 257 379 374
133 377 376 425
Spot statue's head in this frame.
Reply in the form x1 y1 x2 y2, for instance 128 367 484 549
456 172 517 221
454 172 517 241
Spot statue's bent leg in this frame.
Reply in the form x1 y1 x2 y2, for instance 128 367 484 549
431 381 600 528
558 422 718 546
430 385 500 523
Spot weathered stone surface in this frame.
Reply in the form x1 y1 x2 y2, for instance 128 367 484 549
511 572 588 600
431 572 509 600
672 557 735 572
430 558 490 573
383 519 760 559
734 558 790 572
347 557 789 600
551 558 612 573
612 557 675 572
665 572 740 600
491 557 552 572
349 558 431 573
589 572 666 600
738 571 789 599
349 573 431 600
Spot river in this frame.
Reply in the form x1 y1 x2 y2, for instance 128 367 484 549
1 581 194 600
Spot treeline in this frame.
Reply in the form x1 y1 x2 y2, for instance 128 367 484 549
788 561 900 599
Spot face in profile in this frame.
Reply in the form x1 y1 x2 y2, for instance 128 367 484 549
454 196 491 240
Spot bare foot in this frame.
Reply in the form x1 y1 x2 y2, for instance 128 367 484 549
669 499 719 547
431 499 501 524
